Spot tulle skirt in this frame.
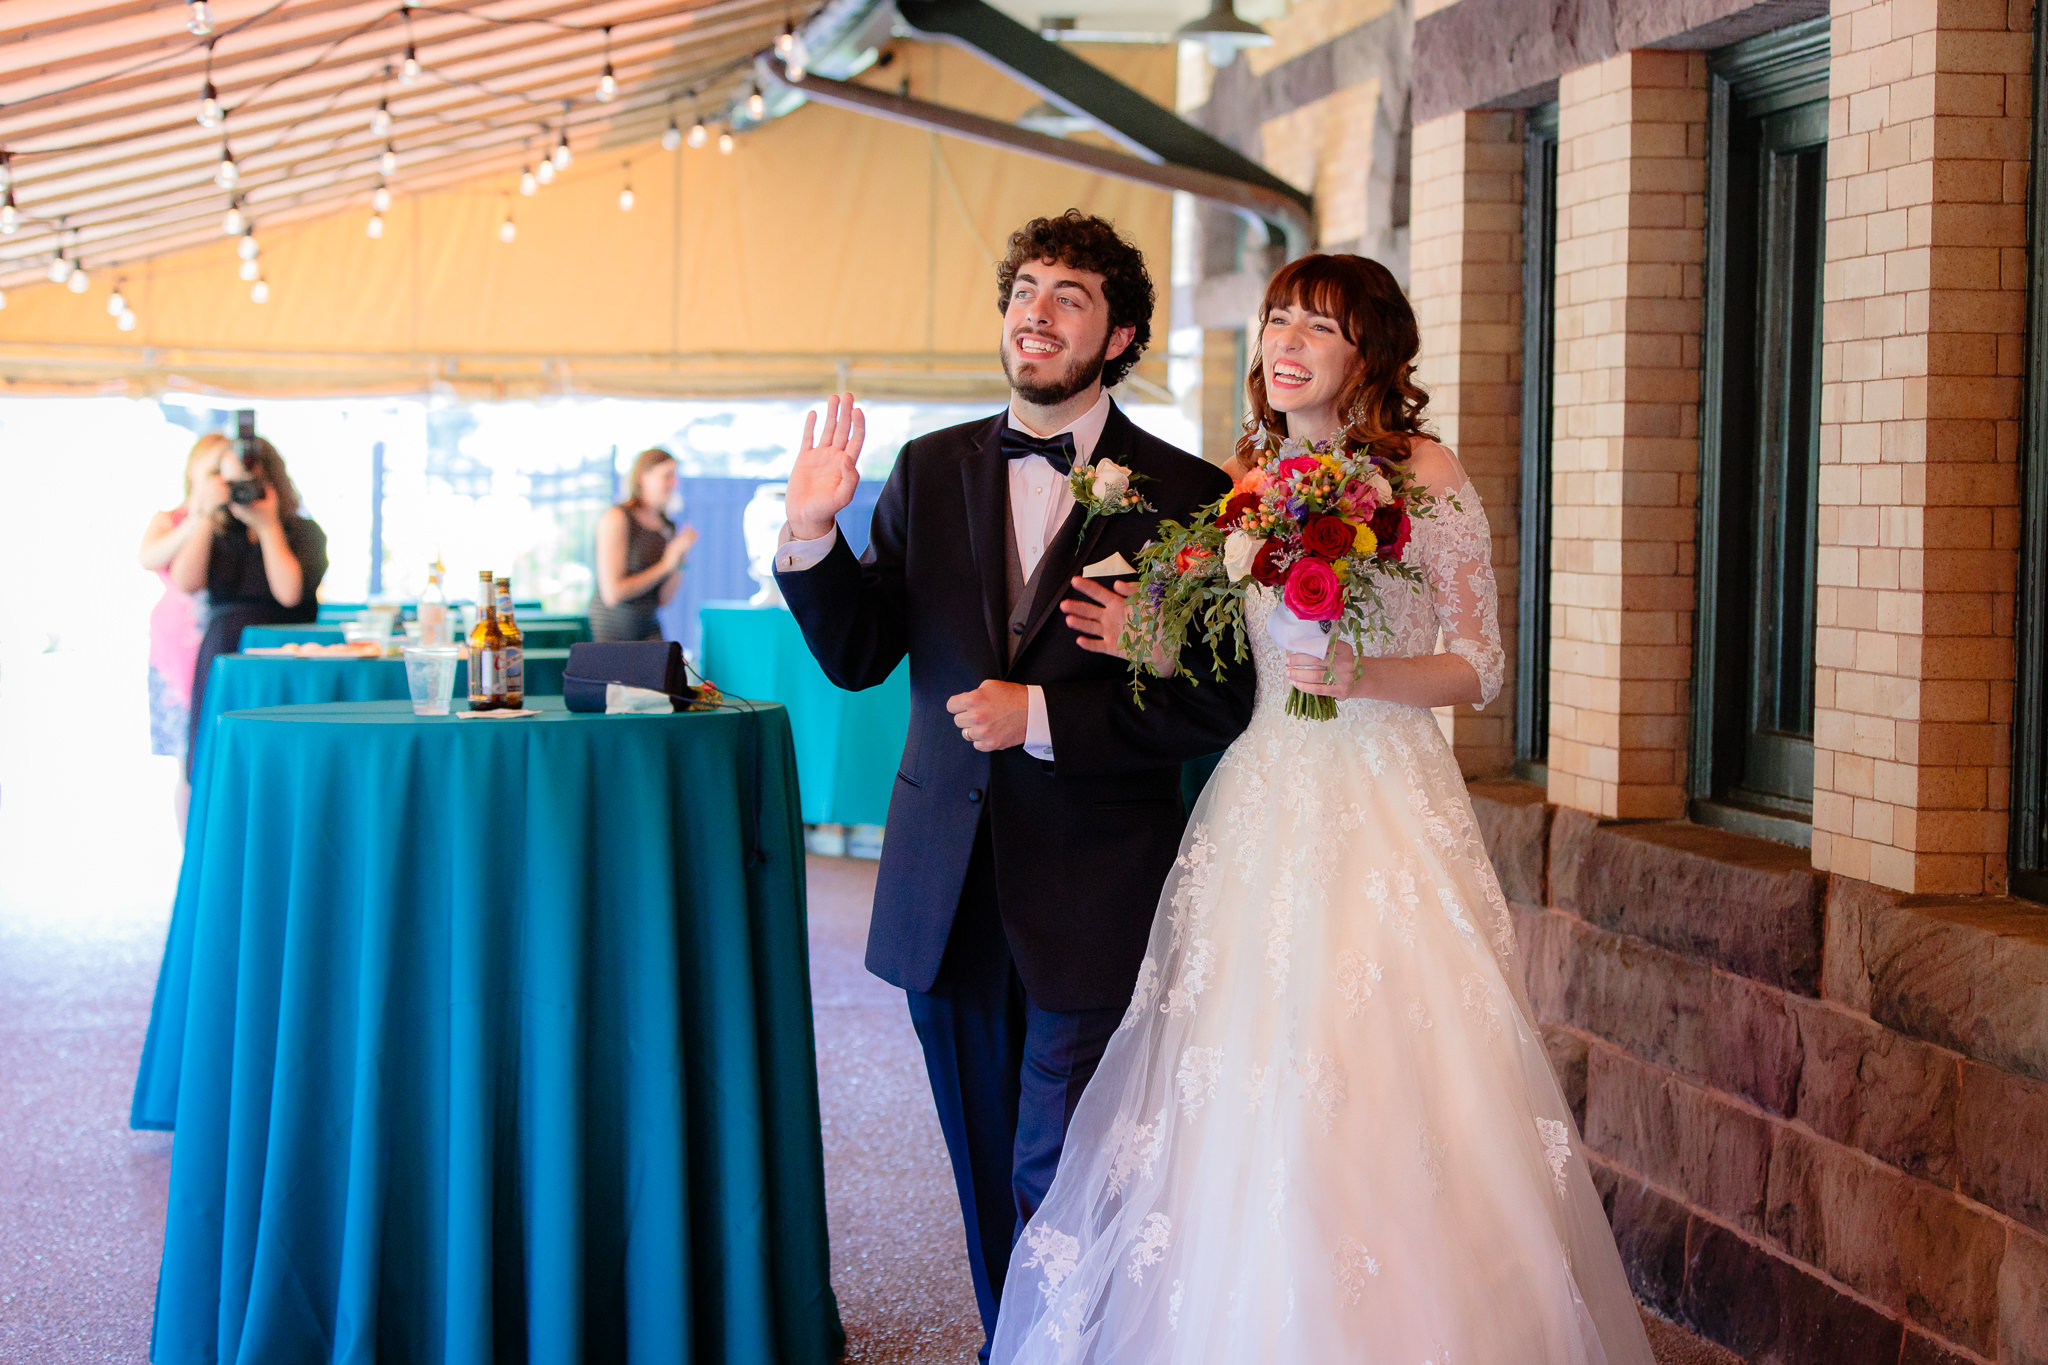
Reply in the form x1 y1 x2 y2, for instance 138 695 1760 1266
991 693 1656 1365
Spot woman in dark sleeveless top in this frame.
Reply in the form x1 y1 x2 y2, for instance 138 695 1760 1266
592 446 698 642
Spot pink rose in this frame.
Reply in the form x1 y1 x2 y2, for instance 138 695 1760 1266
1281 556 1344 621
1274 455 1322 482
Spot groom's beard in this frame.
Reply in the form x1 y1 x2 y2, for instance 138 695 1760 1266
1003 330 1111 408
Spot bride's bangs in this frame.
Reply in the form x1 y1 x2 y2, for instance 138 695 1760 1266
1260 256 1367 345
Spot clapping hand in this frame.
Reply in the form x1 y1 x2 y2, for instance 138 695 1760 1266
662 524 700 570
787 392 865 540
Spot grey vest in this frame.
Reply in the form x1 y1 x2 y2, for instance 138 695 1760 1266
1004 508 1059 667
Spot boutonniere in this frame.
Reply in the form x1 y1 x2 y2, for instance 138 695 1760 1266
1069 458 1154 538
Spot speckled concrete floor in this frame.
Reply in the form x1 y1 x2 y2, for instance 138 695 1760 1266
0 691 1728 1365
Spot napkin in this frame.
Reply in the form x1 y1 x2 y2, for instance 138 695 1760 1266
1265 601 1333 661
606 683 676 714
456 708 541 720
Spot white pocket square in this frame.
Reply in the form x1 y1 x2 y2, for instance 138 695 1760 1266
1082 552 1137 578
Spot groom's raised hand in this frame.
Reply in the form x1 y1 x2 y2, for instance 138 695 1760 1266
947 680 1028 752
786 391 866 540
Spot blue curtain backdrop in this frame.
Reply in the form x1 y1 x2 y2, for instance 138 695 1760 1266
657 478 885 656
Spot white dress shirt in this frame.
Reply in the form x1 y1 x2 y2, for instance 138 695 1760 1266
778 391 1114 761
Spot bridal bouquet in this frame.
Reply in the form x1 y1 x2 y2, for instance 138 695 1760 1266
1121 434 1442 720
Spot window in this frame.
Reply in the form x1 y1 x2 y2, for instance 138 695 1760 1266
1516 102 1559 780
1693 19 1830 845
2015 0 2048 901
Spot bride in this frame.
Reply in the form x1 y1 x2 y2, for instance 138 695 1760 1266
992 254 1657 1365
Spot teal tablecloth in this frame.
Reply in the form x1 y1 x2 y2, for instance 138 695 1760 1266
698 602 910 827
317 599 542 622
243 616 592 651
146 699 840 1364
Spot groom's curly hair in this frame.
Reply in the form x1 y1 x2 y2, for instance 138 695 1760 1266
995 211 1155 390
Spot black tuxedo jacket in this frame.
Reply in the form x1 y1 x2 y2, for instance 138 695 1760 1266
776 402 1255 1011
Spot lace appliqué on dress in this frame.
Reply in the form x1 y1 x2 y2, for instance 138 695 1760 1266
1104 1107 1167 1198
1334 1237 1381 1305
1537 1118 1573 1198
1335 951 1383 1018
1127 1213 1172 1284
1177 1046 1223 1122
1418 481 1504 709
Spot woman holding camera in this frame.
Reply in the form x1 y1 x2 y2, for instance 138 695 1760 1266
167 434 328 775
138 433 231 829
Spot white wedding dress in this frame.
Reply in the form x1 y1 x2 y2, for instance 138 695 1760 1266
991 460 1656 1365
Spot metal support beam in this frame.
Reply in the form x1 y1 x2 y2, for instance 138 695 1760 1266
886 0 1311 253
763 63 1313 256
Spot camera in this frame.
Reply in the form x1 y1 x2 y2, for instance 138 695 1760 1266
225 408 265 505
228 479 266 505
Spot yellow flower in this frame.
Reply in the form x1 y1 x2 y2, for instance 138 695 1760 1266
1351 520 1377 555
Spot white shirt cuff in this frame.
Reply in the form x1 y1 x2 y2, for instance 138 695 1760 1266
775 523 839 573
1024 684 1054 761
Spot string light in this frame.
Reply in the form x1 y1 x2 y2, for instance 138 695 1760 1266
596 28 617 102
1 192 17 235
662 116 682 152
251 278 270 303
786 46 808 82
198 82 222 129
237 232 260 262
47 253 71 284
67 264 90 294
775 20 796 58
401 44 421 85
519 164 537 195
618 167 634 212
718 130 735 155
372 183 392 213
107 280 127 315
187 1 213 37
0 287 8 309
536 157 555 185
239 257 260 281
117 309 138 331
552 122 573 170
367 213 384 239
747 85 766 120
380 142 398 177
688 119 709 150
215 139 238 188
222 200 244 235
497 213 517 244
372 99 393 137
0 151 10 192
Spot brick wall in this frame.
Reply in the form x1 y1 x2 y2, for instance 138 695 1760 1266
1410 108 1526 775
1810 0 2029 897
1548 50 1708 819
1471 781 2048 1365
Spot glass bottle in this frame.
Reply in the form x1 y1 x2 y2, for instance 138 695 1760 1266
494 575 524 709
467 570 503 710
418 558 450 647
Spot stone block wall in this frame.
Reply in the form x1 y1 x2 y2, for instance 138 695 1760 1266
1470 779 2048 1364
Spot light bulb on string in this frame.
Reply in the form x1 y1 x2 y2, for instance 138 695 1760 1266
67 265 90 294
688 119 708 149
718 130 735 155
117 309 137 331
47 254 70 285
775 21 796 59
536 157 555 185
372 100 392 137
519 165 537 195
372 183 392 213
2 192 19 236
747 85 765 120
198 81 223 129
552 131 572 170
786 47 808 82
251 278 269 304
215 140 238 189
380 143 398 177
107 282 127 316
223 200 244 235
0 152 11 193
237 232 259 261
239 257 260 282
596 28 617 102
401 45 420 85
187 1 213 37
498 215 517 244
0 288 9 309
662 118 682 152
367 213 384 239
618 172 634 212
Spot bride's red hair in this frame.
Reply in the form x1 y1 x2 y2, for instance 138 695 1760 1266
1236 253 1434 465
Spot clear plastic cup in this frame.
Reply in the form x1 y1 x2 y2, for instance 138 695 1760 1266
402 646 461 716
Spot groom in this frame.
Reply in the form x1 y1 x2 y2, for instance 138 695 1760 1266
775 211 1253 1355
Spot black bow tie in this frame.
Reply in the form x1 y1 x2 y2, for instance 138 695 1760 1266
1001 427 1078 475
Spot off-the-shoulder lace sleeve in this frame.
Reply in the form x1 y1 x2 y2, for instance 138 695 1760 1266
1416 479 1504 709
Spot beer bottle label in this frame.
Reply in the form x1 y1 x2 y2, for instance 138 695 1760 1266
481 649 502 693
503 647 524 686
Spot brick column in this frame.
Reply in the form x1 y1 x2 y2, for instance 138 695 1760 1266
1410 108 1525 777
1548 50 1708 819
1811 0 2028 897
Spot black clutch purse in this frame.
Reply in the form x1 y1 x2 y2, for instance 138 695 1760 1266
562 641 698 713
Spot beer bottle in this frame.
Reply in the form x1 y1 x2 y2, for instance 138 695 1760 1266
494 575 525 709
467 570 503 710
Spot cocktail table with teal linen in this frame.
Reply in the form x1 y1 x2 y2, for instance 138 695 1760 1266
144 698 841 1364
697 602 910 828
242 615 592 651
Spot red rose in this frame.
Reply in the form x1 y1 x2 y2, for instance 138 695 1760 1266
1302 514 1354 560
1250 540 1287 587
1281 556 1344 621
1217 490 1260 528
1274 455 1322 481
1175 544 1212 575
1371 505 1411 559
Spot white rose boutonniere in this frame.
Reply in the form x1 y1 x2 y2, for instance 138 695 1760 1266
1069 457 1154 541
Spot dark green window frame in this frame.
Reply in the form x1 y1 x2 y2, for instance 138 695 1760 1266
1692 18 1831 848
1516 102 1559 781
2014 0 2048 902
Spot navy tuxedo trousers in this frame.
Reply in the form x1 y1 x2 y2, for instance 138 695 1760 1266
905 816 1123 1360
